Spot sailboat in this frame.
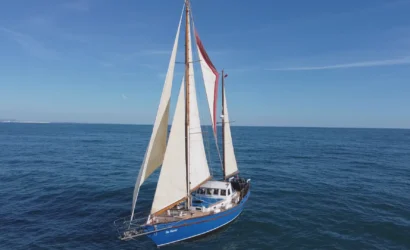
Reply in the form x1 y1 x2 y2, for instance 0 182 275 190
114 0 250 247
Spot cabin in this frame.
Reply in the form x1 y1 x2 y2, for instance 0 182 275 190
190 181 239 213
152 179 248 223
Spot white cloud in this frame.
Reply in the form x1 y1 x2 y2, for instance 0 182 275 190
268 57 410 71
0 26 57 59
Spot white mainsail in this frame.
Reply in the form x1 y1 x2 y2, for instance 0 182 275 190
150 9 210 215
194 29 219 137
187 18 211 191
130 6 183 220
223 88 239 178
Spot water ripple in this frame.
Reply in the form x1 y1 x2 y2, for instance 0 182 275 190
0 124 409 249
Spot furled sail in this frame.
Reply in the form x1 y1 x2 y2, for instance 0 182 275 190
150 79 187 215
194 29 219 137
130 6 183 220
223 88 239 178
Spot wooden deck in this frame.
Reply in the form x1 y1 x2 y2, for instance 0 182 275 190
151 193 240 225
153 210 211 224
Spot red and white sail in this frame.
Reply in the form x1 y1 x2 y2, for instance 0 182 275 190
194 29 219 137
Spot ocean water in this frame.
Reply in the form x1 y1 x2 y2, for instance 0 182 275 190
0 123 409 250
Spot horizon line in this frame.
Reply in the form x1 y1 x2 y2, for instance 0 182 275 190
1 121 409 130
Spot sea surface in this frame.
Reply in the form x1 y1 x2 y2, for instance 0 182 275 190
1 123 409 250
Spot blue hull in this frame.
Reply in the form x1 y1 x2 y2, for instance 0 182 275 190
145 190 250 247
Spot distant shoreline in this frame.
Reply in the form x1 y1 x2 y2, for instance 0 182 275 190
1 121 409 130
0 120 50 124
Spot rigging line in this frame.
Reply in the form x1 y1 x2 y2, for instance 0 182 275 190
189 3 223 174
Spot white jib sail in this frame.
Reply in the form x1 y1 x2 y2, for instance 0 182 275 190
130 5 184 220
150 79 187 215
223 89 239 178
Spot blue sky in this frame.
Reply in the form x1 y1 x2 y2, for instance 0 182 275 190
1 0 410 128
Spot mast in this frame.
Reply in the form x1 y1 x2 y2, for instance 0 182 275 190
221 69 226 180
184 0 191 210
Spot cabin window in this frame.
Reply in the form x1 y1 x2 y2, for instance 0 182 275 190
198 188 205 195
206 189 213 195
221 189 226 196
228 189 231 195
213 189 219 195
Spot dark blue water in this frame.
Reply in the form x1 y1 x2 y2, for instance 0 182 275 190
1 123 409 250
